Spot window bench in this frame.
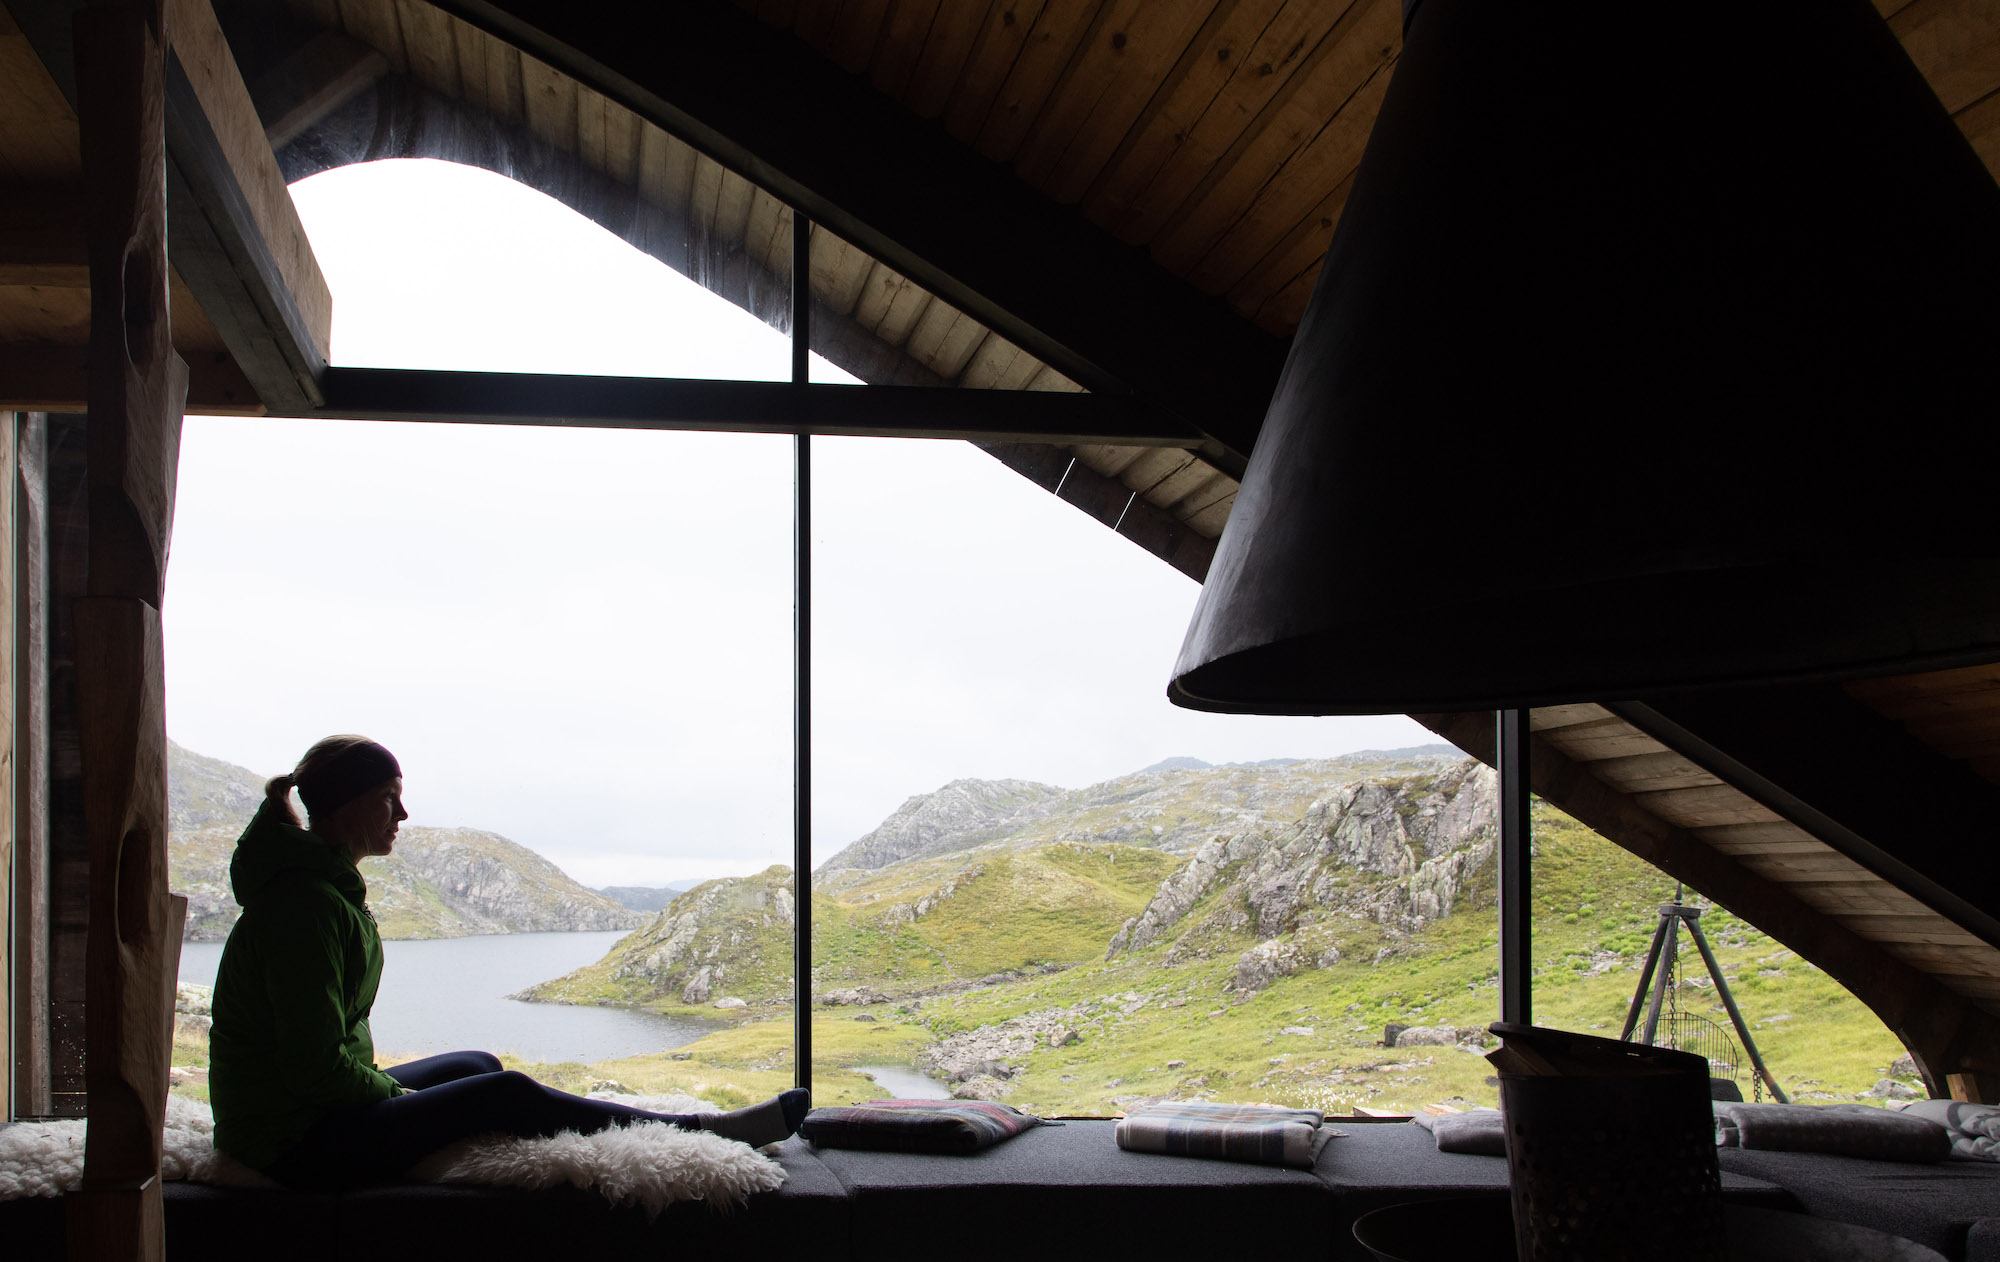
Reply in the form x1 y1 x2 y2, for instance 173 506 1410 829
11 1119 1999 1260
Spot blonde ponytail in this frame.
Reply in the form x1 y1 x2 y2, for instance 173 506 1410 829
264 773 302 826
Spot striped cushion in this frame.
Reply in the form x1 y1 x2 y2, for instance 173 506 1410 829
799 1100 1055 1155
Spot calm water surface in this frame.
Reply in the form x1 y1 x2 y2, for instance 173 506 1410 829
179 931 722 1063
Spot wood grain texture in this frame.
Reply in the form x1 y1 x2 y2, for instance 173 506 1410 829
1416 709 2000 1085
14 414 50 1117
1012 0 1210 196
1065 0 1262 215
168 0 333 361
0 3 83 185
942 0 1051 143
904 0 995 117
977 0 1106 162
1149 0 1397 278
70 7 186 1255
869 0 944 100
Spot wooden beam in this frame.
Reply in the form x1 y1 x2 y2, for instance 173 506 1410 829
6 0 332 411
70 3 186 1256
422 0 1288 474
1614 687 2000 951
1417 709 2000 1089
12 414 51 1117
247 29 387 149
310 366 1203 445
0 343 261 414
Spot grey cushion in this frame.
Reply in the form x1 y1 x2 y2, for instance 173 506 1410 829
1718 1146 2000 1260
810 1118 1336 1261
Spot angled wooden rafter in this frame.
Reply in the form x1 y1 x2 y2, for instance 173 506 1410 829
1418 709 2000 1097
1614 687 2000 951
8 0 333 414
422 0 1289 475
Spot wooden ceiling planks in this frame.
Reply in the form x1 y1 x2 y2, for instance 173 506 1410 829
0 0 270 412
1849 664 2000 794
759 0 2000 341
903 0 993 118
1543 703 2000 1023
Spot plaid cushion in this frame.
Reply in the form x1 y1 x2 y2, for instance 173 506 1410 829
1115 1102 1340 1169
1124 1101 1325 1128
799 1099 1056 1155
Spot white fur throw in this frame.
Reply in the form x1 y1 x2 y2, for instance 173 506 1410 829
0 1092 785 1218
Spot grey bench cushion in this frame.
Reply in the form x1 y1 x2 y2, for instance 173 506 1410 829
810 1118 1338 1261
1314 1122 1793 1260
1718 1147 2000 1261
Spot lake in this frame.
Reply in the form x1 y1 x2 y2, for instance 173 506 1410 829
178 931 723 1064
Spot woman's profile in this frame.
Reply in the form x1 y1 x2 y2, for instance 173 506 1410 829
208 734 808 1187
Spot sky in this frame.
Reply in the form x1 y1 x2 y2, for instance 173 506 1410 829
162 159 1441 888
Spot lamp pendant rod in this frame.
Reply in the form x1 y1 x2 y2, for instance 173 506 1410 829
1497 708 1532 1026
791 208 812 1091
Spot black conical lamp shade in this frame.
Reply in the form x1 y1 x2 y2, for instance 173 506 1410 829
1172 0 2000 716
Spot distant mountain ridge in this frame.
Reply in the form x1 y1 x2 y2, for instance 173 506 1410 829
167 742 641 941
596 882 705 913
815 745 1469 873
526 748 1495 1014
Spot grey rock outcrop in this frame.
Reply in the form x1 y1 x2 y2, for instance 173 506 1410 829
1230 939 1304 993
1107 761 1497 964
816 747 1470 875
818 779 1068 871
525 866 797 1009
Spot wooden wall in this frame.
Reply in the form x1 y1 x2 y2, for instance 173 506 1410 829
11 411 47 1117
0 412 11 1118
43 412 86 1115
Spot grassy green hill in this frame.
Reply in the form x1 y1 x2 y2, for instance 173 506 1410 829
506 759 1911 1116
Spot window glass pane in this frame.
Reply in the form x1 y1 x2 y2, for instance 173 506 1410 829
167 156 794 1110
292 158 793 381
807 435 1461 1114
1530 797 1910 1106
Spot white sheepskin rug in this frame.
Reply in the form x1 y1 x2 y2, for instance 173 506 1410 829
0 1092 785 1218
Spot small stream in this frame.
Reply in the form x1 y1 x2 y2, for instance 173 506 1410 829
853 1064 952 1099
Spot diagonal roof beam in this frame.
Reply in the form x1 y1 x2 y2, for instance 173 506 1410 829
426 0 1289 476
1612 686 2000 951
1418 709 2000 1089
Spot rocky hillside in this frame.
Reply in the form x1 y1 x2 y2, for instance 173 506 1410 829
167 744 641 941
815 745 1466 872
523 866 798 1008
525 750 1495 1015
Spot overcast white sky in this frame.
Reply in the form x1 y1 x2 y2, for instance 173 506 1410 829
162 159 1439 887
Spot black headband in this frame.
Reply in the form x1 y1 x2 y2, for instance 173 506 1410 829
298 741 402 818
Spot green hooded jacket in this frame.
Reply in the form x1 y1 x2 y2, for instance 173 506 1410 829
209 800 401 1169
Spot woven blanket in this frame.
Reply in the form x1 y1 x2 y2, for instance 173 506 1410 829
1885 1100 2000 1163
0 1092 785 1218
1715 1102 1949 1163
1413 1107 1506 1156
799 1099 1055 1155
1115 1101 1341 1169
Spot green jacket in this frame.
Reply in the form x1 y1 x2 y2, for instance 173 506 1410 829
209 801 401 1169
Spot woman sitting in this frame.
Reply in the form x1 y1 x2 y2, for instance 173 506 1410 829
209 735 807 1188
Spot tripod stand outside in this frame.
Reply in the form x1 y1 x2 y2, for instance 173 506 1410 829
1620 886 1789 1103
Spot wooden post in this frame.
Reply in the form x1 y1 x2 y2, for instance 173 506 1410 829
1949 1072 2000 1105
68 1 190 1258
0 413 13 1118
12 414 49 1117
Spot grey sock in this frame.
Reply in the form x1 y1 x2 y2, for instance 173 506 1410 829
698 1088 810 1147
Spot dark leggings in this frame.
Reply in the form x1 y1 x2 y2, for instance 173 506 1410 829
264 1051 703 1189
